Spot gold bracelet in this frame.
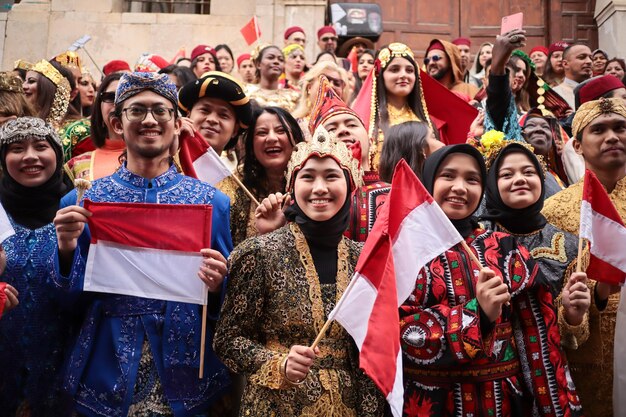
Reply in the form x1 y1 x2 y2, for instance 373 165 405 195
281 355 306 386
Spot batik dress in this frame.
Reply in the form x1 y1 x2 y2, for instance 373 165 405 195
0 218 76 416
214 224 385 417
400 228 583 417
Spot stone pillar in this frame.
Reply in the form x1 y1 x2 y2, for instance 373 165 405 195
595 0 626 57
276 0 326 62
2 0 51 69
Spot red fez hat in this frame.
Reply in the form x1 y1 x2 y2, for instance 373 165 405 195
579 75 625 105
452 37 471 47
191 45 217 62
317 26 336 39
103 60 131 76
530 46 549 56
548 41 569 55
284 26 305 40
236 53 251 68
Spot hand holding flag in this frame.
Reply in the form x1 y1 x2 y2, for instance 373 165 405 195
578 169 626 285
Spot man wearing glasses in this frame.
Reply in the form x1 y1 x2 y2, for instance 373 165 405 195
317 25 338 55
424 38 479 101
53 72 234 416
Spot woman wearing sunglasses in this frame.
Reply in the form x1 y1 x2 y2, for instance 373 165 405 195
64 73 126 181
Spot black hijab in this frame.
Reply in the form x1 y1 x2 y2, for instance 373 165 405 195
0 127 68 230
422 144 487 238
481 143 547 234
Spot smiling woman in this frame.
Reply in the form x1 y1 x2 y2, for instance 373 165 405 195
0 116 74 415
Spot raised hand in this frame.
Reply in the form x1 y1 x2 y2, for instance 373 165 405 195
476 267 511 322
562 272 590 326
255 192 290 235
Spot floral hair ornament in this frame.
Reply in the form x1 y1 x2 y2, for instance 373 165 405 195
286 125 363 193
251 43 272 63
572 97 626 139
468 129 546 174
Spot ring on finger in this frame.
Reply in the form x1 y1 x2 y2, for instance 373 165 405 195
510 35 519 43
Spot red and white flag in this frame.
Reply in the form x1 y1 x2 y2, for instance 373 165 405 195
329 160 463 416
84 200 212 305
579 169 626 285
0 202 14 243
178 132 232 186
240 15 261 46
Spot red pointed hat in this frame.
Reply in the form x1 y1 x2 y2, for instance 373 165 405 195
308 75 365 135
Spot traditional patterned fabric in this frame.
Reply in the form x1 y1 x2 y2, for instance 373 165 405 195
216 175 259 248
401 228 583 417
115 72 178 107
0 116 61 146
214 224 385 417
543 176 626 417
345 171 390 242
0 220 76 416
51 163 233 417
482 221 589 349
572 97 626 139
58 118 93 163
244 84 300 112
64 138 125 182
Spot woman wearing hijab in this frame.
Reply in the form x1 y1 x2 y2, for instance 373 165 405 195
480 141 590 347
213 127 384 417
0 116 75 415
400 144 584 417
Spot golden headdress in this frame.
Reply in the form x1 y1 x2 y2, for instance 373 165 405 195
0 72 24 93
468 129 547 174
54 51 83 73
377 42 415 70
30 60 64 86
572 97 626 139
286 126 363 192
14 59 32 71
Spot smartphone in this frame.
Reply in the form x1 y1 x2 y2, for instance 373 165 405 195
500 12 523 35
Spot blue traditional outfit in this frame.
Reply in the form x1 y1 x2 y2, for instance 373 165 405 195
51 72 234 417
0 117 75 416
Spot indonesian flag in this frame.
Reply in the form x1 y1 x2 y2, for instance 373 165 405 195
329 160 463 416
240 15 261 46
579 169 626 285
83 200 213 305
178 132 232 185
0 202 14 243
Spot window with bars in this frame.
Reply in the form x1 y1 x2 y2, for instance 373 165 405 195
125 0 211 14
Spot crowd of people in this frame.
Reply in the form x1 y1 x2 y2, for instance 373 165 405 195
0 18 625 417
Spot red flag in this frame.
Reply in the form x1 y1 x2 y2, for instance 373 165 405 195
178 132 232 185
347 46 359 72
0 282 7 319
329 160 463 416
579 169 626 285
240 16 261 46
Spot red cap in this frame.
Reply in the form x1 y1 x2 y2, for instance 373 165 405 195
426 40 446 54
548 41 569 55
284 26 305 40
579 75 625 105
191 45 217 62
452 37 471 47
103 60 131 76
529 46 549 57
236 53 252 68
317 26 336 39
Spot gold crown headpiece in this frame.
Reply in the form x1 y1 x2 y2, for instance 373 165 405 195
31 60 64 86
572 97 626 139
14 59 32 71
286 126 363 192
378 42 415 70
468 129 547 175
0 72 24 93
54 51 83 72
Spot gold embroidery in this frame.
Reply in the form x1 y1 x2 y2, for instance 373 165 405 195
530 232 567 263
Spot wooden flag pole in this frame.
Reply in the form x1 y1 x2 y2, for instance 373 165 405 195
199 302 208 379
461 240 483 268
576 236 584 273
231 175 261 207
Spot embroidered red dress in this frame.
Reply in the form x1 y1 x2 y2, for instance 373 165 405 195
400 228 583 417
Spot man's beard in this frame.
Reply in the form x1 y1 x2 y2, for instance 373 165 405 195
431 67 447 80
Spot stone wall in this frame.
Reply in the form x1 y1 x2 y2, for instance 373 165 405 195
595 0 626 58
1 0 326 75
